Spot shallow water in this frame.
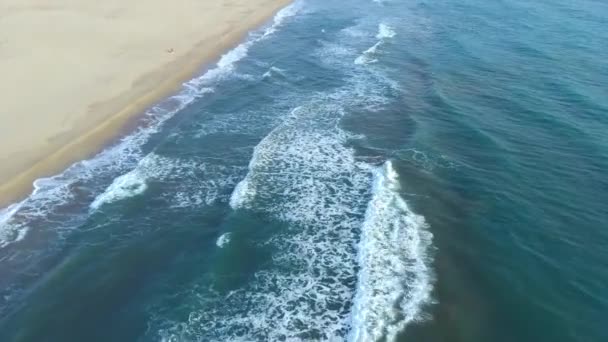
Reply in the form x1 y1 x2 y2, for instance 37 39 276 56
1 0 607 341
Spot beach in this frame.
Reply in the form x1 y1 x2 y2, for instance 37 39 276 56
0 0 291 206
1 0 607 341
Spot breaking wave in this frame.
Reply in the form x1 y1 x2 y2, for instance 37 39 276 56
216 233 232 248
355 23 396 65
349 161 434 342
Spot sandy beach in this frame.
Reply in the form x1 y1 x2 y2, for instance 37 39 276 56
0 0 291 206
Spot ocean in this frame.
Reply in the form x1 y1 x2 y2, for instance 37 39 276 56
1 0 607 341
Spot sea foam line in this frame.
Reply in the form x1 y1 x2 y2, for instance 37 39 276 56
349 161 434 342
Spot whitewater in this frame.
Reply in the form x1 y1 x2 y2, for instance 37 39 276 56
156 15 434 341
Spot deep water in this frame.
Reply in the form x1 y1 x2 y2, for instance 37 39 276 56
1 0 607 341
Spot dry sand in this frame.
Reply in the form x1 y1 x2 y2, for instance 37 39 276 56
0 0 291 206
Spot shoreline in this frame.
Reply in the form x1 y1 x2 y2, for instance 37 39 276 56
0 0 292 208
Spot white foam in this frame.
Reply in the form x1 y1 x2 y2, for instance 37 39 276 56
263 0 304 36
376 23 396 39
167 161 245 209
262 66 287 79
0 177 75 248
229 106 302 210
89 153 167 210
89 170 148 210
90 153 243 211
216 233 232 248
0 203 26 248
229 178 253 209
200 0 302 83
349 161 433 342
354 42 381 65
0 203 22 230
171 136 434 342
354 23 396 65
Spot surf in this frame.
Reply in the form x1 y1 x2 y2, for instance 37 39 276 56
158 17 434 340
349 161 434 342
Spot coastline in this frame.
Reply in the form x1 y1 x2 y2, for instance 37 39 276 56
0 0 292 207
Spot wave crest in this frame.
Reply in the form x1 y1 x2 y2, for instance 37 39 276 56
349 161 434 342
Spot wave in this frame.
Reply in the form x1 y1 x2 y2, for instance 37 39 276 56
215 233 232 248
90 152 247 211
262 66 288 79
348 161 434 342
264 1 304 36
0 204 28 248
355 23 396 65
89 171 148 210
88 153 170 210
0 176 76 249
376 23 396 39
0 1 301 248
229 106 301 211
229 176 253 209
355 42 382 65
201 1 301 82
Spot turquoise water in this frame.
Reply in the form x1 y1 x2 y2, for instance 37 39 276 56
1 0 607 341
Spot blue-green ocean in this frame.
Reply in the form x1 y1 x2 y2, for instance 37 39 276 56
1 0 607 341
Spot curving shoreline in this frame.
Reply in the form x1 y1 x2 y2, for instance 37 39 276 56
0 0 292 207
